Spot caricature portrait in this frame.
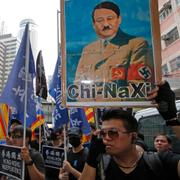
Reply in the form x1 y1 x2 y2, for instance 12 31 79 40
63 0 156 106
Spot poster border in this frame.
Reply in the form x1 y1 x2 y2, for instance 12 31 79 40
61 0 161 107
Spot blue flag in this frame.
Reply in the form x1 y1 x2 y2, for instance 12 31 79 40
49 55 69 129
70 108 91 135
0 23 36 127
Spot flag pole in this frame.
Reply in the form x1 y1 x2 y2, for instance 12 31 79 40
43 122 47 141
7 106 10 136
63 124 67 161
23 23 30 146
57 9 60 54
58 6 67 156
22 23 30 180
94 107 99 130
39 125 42 152
38 97 42 152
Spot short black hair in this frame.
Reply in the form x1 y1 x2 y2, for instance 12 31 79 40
50 127 64 141
10 119 22 126
102 109 138 133
11 125 32 143
56 127 63 134
92 1 120 22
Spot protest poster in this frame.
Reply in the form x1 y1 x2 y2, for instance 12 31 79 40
61 0 161 107
0 145 23 180
42 145 64 169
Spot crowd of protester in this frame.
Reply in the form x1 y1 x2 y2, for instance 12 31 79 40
0 81 180 180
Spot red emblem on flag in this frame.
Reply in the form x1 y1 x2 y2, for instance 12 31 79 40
111 67 125 80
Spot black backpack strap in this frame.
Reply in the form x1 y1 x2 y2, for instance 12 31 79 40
96 154 111 180
82 147 89 160
143 151 165 179
102 154 111 171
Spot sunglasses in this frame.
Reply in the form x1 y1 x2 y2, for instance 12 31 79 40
100 128 128 139
11 134 23 139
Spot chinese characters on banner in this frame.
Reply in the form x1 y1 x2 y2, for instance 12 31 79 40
0 145 23 180
42 145 64 169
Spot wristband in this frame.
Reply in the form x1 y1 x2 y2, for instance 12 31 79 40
166 117 180 126
86 137 106 168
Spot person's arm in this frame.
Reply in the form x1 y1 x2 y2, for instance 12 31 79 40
78 163 96 180
59 168 69 180
0 175 7 180
26 163 45 180
21 147 45 180
177 161 180 178
79 135 106 180
151 81 180 178
62 160 81 179
147 81 180 138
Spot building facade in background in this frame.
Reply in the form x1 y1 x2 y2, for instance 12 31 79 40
159 0 180 98
0 41 5 93
0 34 20 94
0 18 38 95
18 18 38 59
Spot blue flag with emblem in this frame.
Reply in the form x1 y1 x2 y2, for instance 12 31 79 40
69 108 91 135
49 55 69 129
0 23 36 127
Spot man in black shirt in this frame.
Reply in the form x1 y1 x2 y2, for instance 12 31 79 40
79 81 180 180
59 127 88 180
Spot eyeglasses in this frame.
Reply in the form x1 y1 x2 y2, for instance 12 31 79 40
11 134 23 139
100 128 128 139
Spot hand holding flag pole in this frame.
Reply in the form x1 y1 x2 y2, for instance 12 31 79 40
22 23 31 180
23 23 30 147
0 23 36 180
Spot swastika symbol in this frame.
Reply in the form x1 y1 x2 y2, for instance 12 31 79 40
138 66 151 79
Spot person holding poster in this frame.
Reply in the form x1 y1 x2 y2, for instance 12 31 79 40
74 1 153 102
78 81 180 180
11 125 45 180
59 127 88 180
45 128 64 180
